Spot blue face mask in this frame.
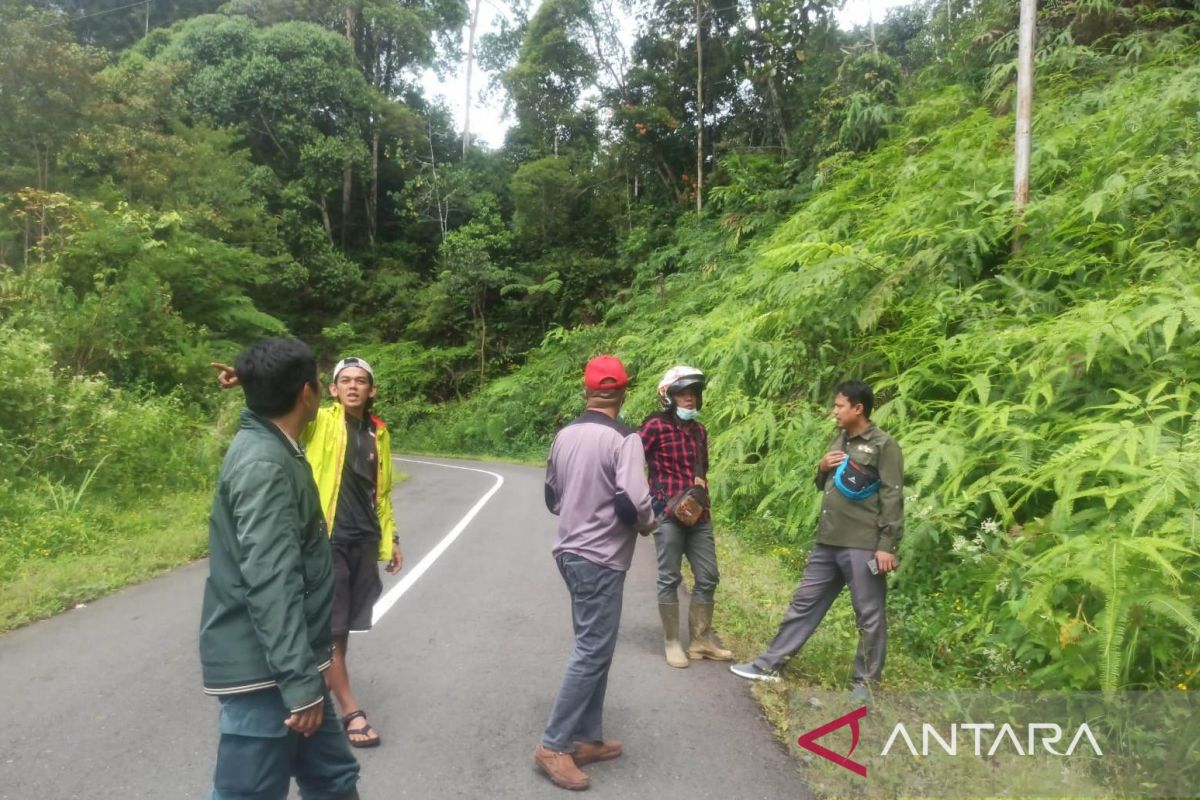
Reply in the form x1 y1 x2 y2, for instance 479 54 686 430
676 407 698 422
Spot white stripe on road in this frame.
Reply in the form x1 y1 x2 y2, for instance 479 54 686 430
370 457 505 625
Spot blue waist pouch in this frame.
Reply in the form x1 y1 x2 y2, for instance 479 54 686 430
833 456 881 500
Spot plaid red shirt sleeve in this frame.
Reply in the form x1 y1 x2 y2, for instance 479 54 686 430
639 415 708 506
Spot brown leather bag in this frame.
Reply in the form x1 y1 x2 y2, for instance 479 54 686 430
668 486 708 527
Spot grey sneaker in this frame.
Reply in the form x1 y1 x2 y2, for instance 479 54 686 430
730 662 780 683
850 683 872 703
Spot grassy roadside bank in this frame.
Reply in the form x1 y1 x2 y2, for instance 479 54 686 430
710 523 939 740
0 490 212 633
709 528 1191 799
0 470 415 634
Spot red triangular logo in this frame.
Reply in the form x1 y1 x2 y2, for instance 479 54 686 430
796 705 868 777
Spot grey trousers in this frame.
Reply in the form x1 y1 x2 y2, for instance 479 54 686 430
753 544 887 685
542 553 626 752
653 518 720 604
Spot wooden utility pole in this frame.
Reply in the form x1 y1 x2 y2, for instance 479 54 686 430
694 0 704 212
1013 0 1036 251
868 0 878 55
463 0 483 158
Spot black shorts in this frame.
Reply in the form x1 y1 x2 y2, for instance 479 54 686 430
331 538 383 635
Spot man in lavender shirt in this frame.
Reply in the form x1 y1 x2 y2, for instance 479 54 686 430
533 355 656 791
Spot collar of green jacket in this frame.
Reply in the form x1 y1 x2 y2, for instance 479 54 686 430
842 421 881 443
239 408 305 457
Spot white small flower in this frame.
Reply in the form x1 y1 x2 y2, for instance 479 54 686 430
980 517 1001 535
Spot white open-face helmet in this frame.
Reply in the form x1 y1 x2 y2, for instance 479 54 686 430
657 365 706 410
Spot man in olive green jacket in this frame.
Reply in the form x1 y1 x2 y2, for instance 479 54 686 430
199 338 359 800
731 379 903 696
211 355 402 748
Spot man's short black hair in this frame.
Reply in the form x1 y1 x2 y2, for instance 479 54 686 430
235 338 318 418
836 379 874 419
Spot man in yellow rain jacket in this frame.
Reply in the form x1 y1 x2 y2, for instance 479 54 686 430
305 356 402 748
214 355 403 749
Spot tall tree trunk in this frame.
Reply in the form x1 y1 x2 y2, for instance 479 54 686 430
428 122 447 243
655 158 682 204
366 126 379 247
869 2 878 54
463 0 483 157
341 161 353 248
585 0 629 99
318 196 334 243
341 4 360 249
476 301 487 388
625 166 633 233
766 76 790 156
694 0 704 213
344 5 358 53
36 143 48 244
750 2 789 152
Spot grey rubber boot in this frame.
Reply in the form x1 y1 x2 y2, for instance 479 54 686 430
658 604 690 668
686 602 733 661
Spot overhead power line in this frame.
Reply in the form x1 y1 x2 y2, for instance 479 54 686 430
36 0 151 29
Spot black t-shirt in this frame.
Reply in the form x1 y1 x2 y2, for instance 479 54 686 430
331 416 382 542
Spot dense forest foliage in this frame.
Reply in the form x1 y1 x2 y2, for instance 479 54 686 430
2 0 1198 691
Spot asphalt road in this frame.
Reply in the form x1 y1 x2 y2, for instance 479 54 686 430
0 457 811 800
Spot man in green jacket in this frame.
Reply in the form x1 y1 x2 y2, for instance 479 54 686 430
212 355 403 748
200 338 360 800
731 379 903 697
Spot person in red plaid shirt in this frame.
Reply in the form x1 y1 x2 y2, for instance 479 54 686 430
640 365 734 668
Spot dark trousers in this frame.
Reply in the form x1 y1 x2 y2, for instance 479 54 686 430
653 518 720 604
541 553 626 752
211 690 359 800
753 544 888 685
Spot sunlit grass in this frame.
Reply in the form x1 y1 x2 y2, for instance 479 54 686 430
0 490 211 632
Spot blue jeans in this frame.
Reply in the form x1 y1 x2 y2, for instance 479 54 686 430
541 553 626 752
211 690 359 800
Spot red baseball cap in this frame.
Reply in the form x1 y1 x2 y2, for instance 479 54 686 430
583 355 629 390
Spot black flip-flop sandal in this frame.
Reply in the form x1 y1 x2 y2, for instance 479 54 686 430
342 710 382 748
